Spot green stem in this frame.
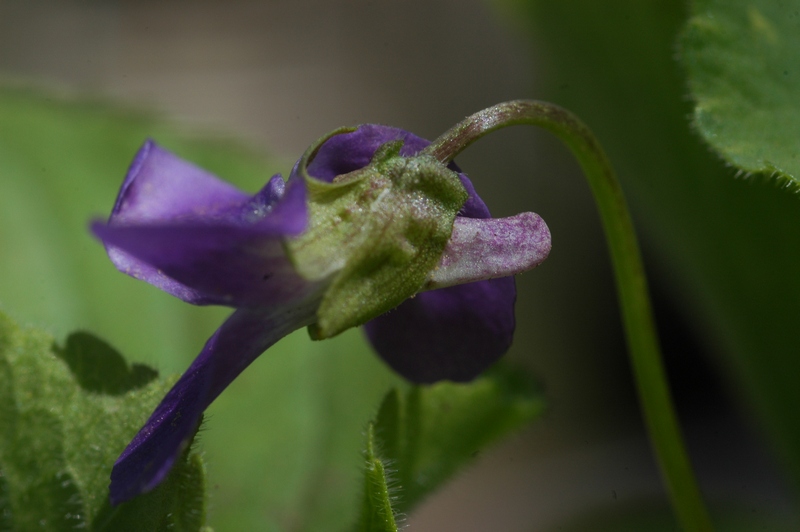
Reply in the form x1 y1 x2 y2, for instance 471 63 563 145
424 100 713 531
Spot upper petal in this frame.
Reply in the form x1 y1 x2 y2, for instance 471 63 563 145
306 124 430 182
109 298 320 505
305 124 488 217
111 140 251 224
94 141 310 306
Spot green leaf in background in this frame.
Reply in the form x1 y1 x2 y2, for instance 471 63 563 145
681 0 800 187
0 310 206 531
495 0 800 496
203 329 398 531
358 366 544 526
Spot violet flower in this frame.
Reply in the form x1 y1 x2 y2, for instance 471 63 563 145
92 124 550 505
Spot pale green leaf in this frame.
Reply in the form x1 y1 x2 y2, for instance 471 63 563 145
359 365 544 522
0 310 206 530
681 0 800 187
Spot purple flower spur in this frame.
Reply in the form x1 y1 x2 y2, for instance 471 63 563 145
92 124 551 505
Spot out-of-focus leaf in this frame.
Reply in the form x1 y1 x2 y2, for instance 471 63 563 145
358 365 544 524
555 499 797 532
0 310 206 530
681 0 800 187
494 0 800 482
0 86 401 531
203 328 398 532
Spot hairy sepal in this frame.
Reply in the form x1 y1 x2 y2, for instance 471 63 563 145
287 131 468 339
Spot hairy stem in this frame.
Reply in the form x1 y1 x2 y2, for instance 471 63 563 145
424 100 713 531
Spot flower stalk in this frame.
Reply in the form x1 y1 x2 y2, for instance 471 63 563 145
425 100 714 532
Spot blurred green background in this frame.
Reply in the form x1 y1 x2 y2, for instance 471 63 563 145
1 0 799 529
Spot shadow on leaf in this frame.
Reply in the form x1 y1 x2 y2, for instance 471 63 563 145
53 332 157 395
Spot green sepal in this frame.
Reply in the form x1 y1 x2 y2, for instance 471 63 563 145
286 128 469 339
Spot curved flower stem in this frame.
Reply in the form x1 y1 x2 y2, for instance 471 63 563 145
424 100 713 531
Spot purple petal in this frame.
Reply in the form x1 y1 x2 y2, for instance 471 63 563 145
364 277 516 383
454 171 492 220
428 212 551 289
111 140 251 224
306 125 429 182
94 142 310 306
110 299 320 505
92 218 315 307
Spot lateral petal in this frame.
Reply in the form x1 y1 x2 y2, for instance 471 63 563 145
92 208 316 308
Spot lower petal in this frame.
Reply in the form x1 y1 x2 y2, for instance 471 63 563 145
363 277 516 384
109 298 320 505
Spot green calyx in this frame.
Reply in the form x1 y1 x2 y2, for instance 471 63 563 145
286 127 468 339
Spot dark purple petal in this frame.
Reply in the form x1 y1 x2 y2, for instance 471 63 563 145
306 124 429 182
455 172 491 220
110 299 320 505
364 277 516 383
94 141 310 306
